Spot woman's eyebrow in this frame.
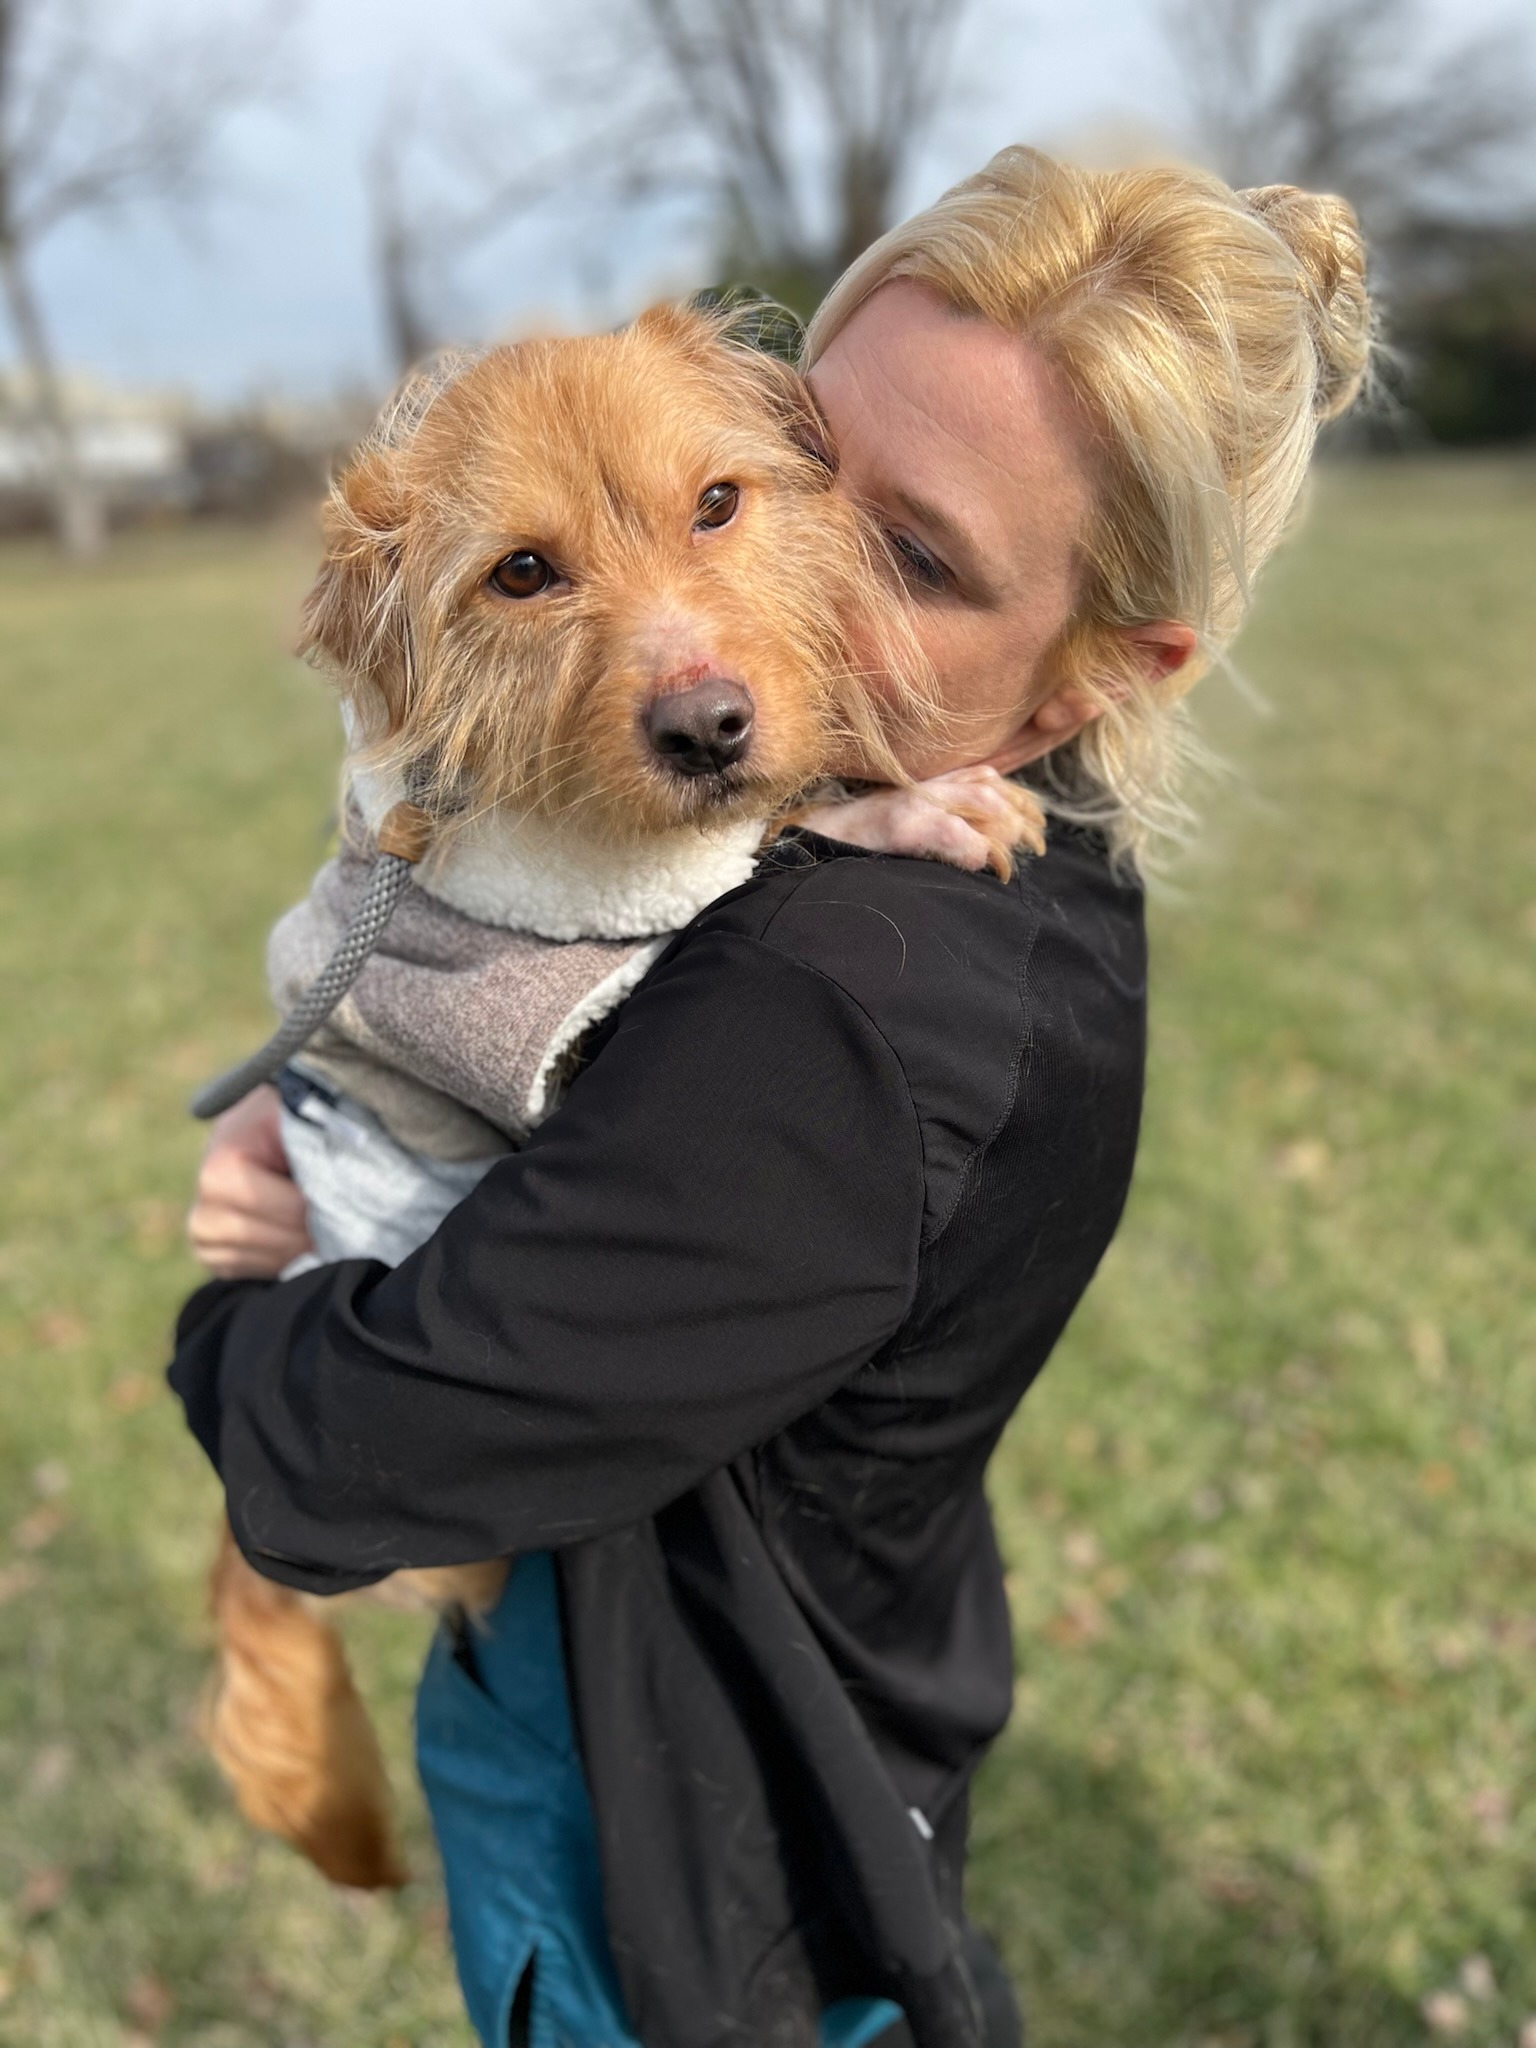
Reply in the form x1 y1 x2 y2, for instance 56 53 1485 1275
886 484 1002 601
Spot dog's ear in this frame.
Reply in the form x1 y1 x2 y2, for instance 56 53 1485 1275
634 297 836 476
299 444 412 733
741 347 839 478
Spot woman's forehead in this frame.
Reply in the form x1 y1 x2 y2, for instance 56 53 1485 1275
809 280 1094 594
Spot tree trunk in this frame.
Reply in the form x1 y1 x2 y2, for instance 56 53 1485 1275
378 212 437 377
0 236 105 559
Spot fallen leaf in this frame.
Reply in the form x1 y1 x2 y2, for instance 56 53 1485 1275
1198 1864 1263 1908
106 1372 158 1414
1407 1319 1448 1382
1459 1954 1496 2002
1467 1784 1511 1845
1279 1357 1321 1394
31 1743 74 1796
1432 1630 1476 1673
32 1310 86 1352
1422 1989 1469 2036
1274 1137 1330 1184
1175 1543 1224 1578
0 1563 40 1607
18 1866 69 1922
1045 1592 1107 1647
13 1505 66 1553
1420 1462 1457 1498
123 1973 175 2033
1333 1309 1384 1351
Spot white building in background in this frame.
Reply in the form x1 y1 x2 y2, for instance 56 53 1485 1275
0 368 376 527
0 369 192 507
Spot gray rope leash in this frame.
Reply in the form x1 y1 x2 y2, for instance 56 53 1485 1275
190 802 432 1121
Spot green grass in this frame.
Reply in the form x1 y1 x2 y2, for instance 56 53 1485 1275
1 461 1532 2045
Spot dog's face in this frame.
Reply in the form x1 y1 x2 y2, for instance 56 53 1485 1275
301 303 925 843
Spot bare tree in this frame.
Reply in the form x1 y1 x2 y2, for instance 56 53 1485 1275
369 112 443 378
623 0 973 297
0 0 292 556
365 0 975 371
1165 0 1534 257
365 93 613 377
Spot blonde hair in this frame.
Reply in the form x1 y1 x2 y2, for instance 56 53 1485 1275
804 147 1376 866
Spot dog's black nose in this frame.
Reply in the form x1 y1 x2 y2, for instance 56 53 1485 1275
645 679 755 776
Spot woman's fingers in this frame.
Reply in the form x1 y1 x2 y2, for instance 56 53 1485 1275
187 1085 311 1278
207 1084 291 1174
187 1167 311 1276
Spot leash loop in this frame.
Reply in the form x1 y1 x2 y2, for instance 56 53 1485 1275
189 802 430 1121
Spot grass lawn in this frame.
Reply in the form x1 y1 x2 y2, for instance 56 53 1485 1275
1 457 1533 2045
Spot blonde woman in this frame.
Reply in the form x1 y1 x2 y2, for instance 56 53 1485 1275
172 149 1374 2048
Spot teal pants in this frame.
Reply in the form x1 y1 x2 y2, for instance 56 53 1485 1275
415 1553 905 2048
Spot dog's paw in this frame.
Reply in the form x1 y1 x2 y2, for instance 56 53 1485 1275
796 766 1047 878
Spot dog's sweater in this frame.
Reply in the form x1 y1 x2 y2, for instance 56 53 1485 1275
266 804 766 1161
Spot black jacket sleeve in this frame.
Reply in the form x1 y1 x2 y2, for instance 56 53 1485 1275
168 927 925 1592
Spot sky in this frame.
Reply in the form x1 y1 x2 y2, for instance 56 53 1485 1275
18 0 1535 407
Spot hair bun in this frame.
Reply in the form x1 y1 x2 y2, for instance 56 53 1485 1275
1241 184 1373 422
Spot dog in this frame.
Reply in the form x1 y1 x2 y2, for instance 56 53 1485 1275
205 299 1046 1891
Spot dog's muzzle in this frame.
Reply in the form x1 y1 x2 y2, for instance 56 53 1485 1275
645 679 755 778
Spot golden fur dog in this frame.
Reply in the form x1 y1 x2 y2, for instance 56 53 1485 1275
207 301 1044 1892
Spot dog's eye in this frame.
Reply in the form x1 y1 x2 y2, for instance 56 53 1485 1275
694 482 740 531
489 551 556 599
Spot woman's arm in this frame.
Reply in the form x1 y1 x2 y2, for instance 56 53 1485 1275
183 775 1042 1281
170 926 925 1593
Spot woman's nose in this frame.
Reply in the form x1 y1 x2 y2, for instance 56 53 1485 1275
644 679 755 776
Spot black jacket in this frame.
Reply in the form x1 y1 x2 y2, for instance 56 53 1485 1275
170 824 1147 2048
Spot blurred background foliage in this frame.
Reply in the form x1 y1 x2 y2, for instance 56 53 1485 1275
3 1 1535 2044
0 0 1533 562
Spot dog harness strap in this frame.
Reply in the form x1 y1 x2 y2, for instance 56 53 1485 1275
188 850 418 1121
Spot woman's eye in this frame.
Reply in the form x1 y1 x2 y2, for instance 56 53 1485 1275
889 531 946 592
489 551 556 599
694 482 740 531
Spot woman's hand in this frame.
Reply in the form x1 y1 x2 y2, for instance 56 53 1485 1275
793 764 1047 877
186 1085 311 1280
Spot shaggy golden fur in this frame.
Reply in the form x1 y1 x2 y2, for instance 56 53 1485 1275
208 301 1045 1893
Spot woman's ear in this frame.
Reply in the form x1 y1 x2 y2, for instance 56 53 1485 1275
298 446 412 731
982 620 1199 775
1121 620 1198 684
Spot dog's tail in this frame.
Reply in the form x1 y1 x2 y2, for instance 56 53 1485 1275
207 1521 409 1890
